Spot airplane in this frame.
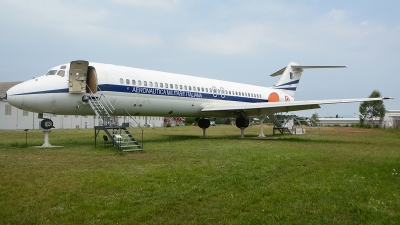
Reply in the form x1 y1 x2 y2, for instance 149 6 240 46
4 60 392 138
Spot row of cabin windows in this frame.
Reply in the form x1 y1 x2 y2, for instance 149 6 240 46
120 78 262 98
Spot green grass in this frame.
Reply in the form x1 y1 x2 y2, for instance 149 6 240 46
0 125 399 224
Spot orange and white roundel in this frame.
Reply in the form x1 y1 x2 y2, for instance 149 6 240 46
268 92 279 102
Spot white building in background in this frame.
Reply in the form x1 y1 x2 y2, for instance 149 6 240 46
318 110 400 128
383 110 400 129
0 82 164 130
318 118 361 127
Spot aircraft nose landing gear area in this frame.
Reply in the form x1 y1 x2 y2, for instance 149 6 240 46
40 119 55 129
36 118 62 148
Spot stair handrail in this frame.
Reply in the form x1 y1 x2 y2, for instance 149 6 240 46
113 108 144 149
96 86 115 115
308 117 321 135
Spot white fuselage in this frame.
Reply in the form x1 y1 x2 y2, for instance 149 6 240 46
6 62 294 118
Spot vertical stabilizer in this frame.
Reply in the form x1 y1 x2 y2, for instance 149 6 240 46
270 62 346 97
270 62 301 97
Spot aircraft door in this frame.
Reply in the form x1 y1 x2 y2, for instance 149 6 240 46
69 60 89 93
86 66 98 94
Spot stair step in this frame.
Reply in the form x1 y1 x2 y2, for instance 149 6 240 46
122 149 143 152
121 145 141 148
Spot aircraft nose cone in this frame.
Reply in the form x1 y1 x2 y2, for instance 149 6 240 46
6 84 24 109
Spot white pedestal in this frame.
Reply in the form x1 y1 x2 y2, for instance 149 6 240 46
42 130 52 147
35 130 62 148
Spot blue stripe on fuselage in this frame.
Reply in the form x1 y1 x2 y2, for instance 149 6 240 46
11 88 69 96
274 79 299 87
10 84 266 103
103 84 265 103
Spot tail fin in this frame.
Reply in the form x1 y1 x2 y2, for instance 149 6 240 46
270 62 346 97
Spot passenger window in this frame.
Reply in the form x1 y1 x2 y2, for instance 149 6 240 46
144 81 147 86
149 81 153 87
193 86 196 91
184 85 187 90
205 88 208 92
155 82 158 87
201 87 204 92
165 83 168 88
138 80 142 86
120 78 124 84
170 84 173 89
189 86 192 91
132 80 136 85
126 79 130 84
160 83 163 88
175 84 178 89
179 85 183 90
197 87 200 92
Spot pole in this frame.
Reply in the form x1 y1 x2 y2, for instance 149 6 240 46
24 129 29 146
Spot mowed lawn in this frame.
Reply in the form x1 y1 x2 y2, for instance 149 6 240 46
0 125 399 224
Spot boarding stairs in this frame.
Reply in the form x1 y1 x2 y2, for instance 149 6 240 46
273 114 321 135
95 125 143 152
85 86 115 126
273 118 293 134
87 85 143 152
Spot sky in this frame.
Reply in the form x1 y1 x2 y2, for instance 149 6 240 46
0 0 399 118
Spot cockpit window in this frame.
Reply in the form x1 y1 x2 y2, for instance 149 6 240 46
57 70 65 77
46 70 57 75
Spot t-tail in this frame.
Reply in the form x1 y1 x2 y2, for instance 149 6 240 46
270 62 346 97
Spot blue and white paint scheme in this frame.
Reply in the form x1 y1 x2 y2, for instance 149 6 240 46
5 60 391 136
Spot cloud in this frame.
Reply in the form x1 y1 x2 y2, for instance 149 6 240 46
111 0 180 9
184 25 267 55
184 23 304 55
326 9 347 21
182 4 400 59
0 0 163 48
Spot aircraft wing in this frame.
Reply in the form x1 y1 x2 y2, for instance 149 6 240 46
201 97 392 117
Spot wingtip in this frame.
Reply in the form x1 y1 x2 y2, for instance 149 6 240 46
382 97 394 100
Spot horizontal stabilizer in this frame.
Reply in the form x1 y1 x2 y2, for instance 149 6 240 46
270 65 346 77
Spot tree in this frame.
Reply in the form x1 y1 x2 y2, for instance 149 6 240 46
359 90 386 127
185 117 196 126
311 112 320 122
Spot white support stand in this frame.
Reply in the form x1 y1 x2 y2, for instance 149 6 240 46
35 129 62 148
258 117 266 137
240 128 245 138
42 130 52 147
